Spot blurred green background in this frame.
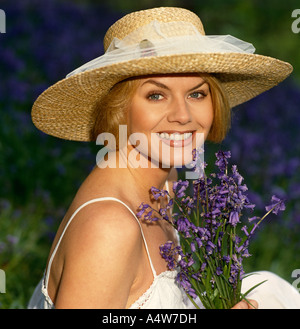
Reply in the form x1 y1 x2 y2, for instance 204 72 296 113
0 0 299 308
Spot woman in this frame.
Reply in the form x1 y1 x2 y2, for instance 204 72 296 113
28 7 300 309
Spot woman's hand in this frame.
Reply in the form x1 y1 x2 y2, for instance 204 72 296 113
231 299 258 309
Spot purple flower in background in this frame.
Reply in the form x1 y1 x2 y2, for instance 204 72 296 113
216 267 223 276
265 195 286 215
6 235 19 245
206 240 216 255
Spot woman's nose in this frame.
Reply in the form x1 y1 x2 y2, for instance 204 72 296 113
166 98 192 124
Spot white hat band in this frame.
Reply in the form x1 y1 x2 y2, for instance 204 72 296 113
67 21 255 77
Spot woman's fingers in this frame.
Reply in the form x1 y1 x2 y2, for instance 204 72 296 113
231 299 258 309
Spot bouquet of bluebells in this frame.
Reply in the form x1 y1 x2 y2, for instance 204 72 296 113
137 150 286 309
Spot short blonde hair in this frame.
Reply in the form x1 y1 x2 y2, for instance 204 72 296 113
91 79 139 147
91 74 231 145
203 74 231 143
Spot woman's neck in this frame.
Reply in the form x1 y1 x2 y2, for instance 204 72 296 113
96 147 172 204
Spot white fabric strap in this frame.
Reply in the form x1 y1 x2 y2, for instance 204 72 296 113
165 180 169 194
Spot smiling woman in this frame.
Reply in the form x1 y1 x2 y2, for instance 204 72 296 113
91 73 230 148
28 7 297 309
126 75 214 169
94 74 227 171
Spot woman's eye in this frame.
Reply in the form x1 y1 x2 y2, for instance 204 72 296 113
148 93 164 101
189 91 206 99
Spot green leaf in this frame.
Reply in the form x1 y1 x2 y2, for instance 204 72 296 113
241 279 268 299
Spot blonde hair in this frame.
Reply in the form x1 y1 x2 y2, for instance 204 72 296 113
91 79 139 147
91 74 231 145
203 74 231 143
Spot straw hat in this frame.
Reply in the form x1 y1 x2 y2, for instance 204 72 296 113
31 7 293 141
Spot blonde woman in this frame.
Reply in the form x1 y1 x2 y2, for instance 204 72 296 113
28 7 300 309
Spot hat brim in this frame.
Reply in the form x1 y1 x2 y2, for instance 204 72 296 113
32 52 292 141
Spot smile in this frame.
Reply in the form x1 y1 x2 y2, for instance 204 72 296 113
156 132 193 141
155 131 195 148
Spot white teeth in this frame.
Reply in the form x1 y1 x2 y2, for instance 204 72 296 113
157 132 192 141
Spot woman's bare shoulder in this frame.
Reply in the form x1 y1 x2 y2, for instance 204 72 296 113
63 199 143 263
55 200 143 308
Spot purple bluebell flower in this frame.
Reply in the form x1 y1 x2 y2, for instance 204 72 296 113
176 272 197 299
200 262 207 271
136 202 151 219
190 242 196 253
136 202 160 222
150 186 168 200
137 149 287 308
216 267 223 276
215 150 231 172
206 240 216 255
195 237 203 248
242 249 251 258
159 241 179 270
248 216 258 222
265 195 286 215
241 225 249 237
229 210 240 226
177 217 192 238
172 180 189 198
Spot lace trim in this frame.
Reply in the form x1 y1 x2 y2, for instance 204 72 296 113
41 270 177 309
129 270 177 309
41 276 54 307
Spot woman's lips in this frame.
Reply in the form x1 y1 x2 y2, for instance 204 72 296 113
156 131 195 147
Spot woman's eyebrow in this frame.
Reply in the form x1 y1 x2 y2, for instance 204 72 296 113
141 79 207 91
188 81 207 92
141 79 170 90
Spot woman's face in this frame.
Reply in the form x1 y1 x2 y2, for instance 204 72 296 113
126 74 214 168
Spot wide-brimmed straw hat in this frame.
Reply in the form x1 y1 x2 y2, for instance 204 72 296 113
31 7 293 141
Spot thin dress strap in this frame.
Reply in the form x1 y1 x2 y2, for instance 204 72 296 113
44 197 157 290
165 180 170 194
